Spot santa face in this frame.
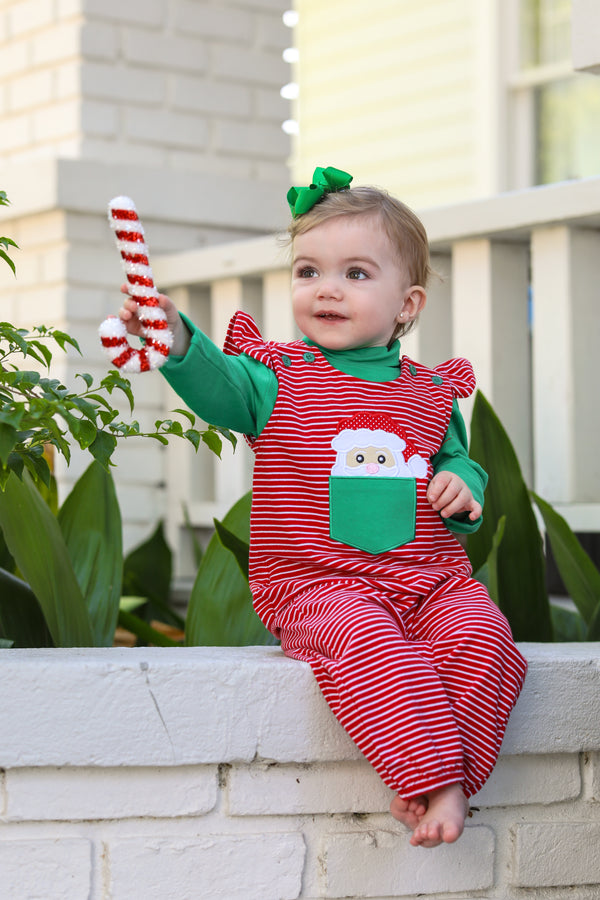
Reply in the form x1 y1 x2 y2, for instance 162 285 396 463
331 425 424 478
291 214 424 350
343 444 398 476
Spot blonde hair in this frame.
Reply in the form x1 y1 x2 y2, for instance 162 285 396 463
287 186 431 341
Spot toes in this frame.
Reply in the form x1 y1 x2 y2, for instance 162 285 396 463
410 821 443 848
440 821 463 844
389 796 410 819
411 797 428 817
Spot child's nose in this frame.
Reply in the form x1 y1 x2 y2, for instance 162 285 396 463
316 276 343 299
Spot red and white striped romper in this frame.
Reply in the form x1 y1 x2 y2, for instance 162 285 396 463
224 312 527 800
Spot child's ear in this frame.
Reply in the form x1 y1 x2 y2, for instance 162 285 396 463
398 286 426 323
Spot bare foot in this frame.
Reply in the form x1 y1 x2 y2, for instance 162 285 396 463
409 783 468 848
389 793 428 830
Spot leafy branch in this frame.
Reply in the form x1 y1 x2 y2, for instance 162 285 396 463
0 191 18 276
0 322 237 489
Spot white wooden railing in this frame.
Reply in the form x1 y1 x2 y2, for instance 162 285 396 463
153 178 600 576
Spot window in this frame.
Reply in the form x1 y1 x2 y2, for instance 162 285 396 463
511 0 600 187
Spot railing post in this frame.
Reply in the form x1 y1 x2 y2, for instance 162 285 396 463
530 226 600 508
402 253 453 368
211 278 250 508
262 270 294 341
451 238 531 479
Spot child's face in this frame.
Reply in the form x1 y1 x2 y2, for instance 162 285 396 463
291 214 425 351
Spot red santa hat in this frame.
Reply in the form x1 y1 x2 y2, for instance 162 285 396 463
334 412 420 463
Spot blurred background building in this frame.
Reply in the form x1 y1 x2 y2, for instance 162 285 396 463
291 0 600 204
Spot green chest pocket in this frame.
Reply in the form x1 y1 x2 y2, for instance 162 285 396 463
329 476 416 555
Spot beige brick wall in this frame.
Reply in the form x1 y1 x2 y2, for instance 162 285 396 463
291 0 495 208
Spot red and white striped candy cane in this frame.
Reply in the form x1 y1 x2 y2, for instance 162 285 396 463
99 196 173 373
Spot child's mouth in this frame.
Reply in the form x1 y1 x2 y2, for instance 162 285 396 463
317 313 345 320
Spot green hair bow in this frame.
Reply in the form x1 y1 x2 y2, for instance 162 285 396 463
287 166 353 217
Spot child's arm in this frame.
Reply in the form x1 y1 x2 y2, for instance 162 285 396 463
429 401 487 531
119 287 277 436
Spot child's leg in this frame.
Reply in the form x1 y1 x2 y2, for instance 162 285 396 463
404 575 528 798
274 583 466 800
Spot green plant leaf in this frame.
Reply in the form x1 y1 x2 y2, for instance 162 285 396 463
51 330 80 354
550 602 587 642
0 247 16 275
22 451 52 488
586 601 600 640
26 340 52 368
473 515 505 605
467 392 553 641
76 372 94 389
88 430 117 468
202 430 223 458
0 422 17 465
183 429 201 451
122 521 182 628
0 567 53 648
0 526 15 572
117 608 181 647
58 461 122 646
186 491 275 647
213 517 250 579
120 596 147 613
174 408 196 426
0 472 94 646
531 492 600 626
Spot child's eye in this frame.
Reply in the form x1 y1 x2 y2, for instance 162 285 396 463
347 268 368 280
296 265 318 278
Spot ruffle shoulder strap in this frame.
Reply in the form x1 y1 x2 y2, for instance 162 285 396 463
223 311 275 369
433 357 476 399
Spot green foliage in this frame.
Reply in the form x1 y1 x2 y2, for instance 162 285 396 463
0 320 235 486
1 190 235 483
468 391 600 642
0 190 18 276
120 520 185 640
0 464 110 646
0 463 184 648
0 476 271 648
471 515 505 606
0 188 243 649
467 392 553 641
531 493 600 639
58 461 123 645
0 567 52 648
185 491 275 647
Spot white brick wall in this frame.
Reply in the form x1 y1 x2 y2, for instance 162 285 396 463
0 0 291 180
0 643 599 900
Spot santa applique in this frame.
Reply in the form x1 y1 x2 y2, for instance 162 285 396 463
330 413 428 479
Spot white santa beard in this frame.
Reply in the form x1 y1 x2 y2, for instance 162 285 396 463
330 461 410 477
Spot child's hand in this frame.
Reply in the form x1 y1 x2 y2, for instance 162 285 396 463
118 284 190 356
427 471 482 521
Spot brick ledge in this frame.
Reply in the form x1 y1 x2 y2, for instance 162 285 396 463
0 643 599 769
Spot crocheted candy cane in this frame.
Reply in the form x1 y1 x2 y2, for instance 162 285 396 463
99 196 173 373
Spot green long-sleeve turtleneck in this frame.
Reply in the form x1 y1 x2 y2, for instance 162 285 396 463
162 313 487 533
